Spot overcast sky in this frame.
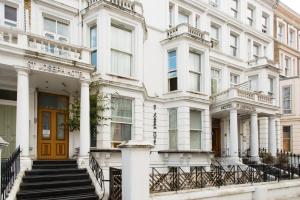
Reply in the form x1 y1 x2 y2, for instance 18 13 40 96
280 0 300 15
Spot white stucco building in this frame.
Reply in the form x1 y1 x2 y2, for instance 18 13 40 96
0 0 281 173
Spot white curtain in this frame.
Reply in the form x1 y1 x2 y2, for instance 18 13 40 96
44 18 56 33
178 12 189 24
57 21 69 37
111 26 132 76
169 109 177 149
190 110 202 149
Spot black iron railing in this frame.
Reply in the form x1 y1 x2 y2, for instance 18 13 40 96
89 154 105 200
149 164 273 193
1 146 20 200
109 167 122 200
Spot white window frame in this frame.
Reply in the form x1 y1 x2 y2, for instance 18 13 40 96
168 108 178 150
169 3 175 27
248 75 258 91
230 33 238 57
278 22 285 43
282 86 292 114
111 97 133 148
211 68 220 94
268 76 274 95
190 109 202 150
262 13 268 33
178 10 190 24
90 25 97 66
110 23 134 77
247 5 254 27
43 16 70 42
285 56 291 77
189 51 202 92
210 24 219 41
168 50 178 92
4 4 17 27
253 43 260 60
230 0 238 19
230 73 239 87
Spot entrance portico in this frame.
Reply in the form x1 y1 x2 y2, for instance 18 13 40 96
8 56 94 168
211 90 280 163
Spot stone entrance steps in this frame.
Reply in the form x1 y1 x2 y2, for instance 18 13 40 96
16 160 99 200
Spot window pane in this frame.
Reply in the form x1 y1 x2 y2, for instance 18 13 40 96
5 5 17 22
44 18 56 33
230 35 237 46
111 25 132 53
42 112 51 139
168 51 177 73
90 26 97 49
190 130 201 149
210 26 218 40
169 130 177 149
111 50 131 76
91 50 97 66
189 52 201 72
111 97 132 123
190 110 202 130
56 113 65 140
178 12 189 24
190 73 200 91
169 108 177 129
57 21 69 37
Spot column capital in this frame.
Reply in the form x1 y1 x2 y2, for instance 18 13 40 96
80 78 91 86
15 66 30 74
251 112 258 117
269 115 276 120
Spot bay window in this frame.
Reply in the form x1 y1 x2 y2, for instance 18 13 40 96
169 108 178 150
283 86 292 114
111 25 133 77
189 51 202 92
190 110 202 150
90 26 97 66
168 50 177 91
111 97 132 148
4 5 17 27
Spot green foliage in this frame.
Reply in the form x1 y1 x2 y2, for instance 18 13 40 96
68 81 110 137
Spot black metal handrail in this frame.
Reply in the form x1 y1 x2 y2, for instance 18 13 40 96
1 146 20 200
89 154 105 200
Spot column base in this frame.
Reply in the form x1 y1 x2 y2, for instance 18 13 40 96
20 156 32 171
250 156 261 163
77 155 89 168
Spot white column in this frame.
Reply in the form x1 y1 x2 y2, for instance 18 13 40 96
78 79 90 167
203 109 211 151
268 116 277 156
250 113 259 159
119 140 153 200
15 67 30 161
230 109 238 158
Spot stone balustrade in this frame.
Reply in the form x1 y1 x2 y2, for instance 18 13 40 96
88 0 143 15
0 26 91 63
166 23 212 46
211 87 275 106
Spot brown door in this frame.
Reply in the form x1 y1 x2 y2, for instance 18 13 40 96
37 93 69 160
212 128 221 157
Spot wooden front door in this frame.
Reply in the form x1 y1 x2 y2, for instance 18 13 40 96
212 119 221 157
212 128 221 157
37 93 69 160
